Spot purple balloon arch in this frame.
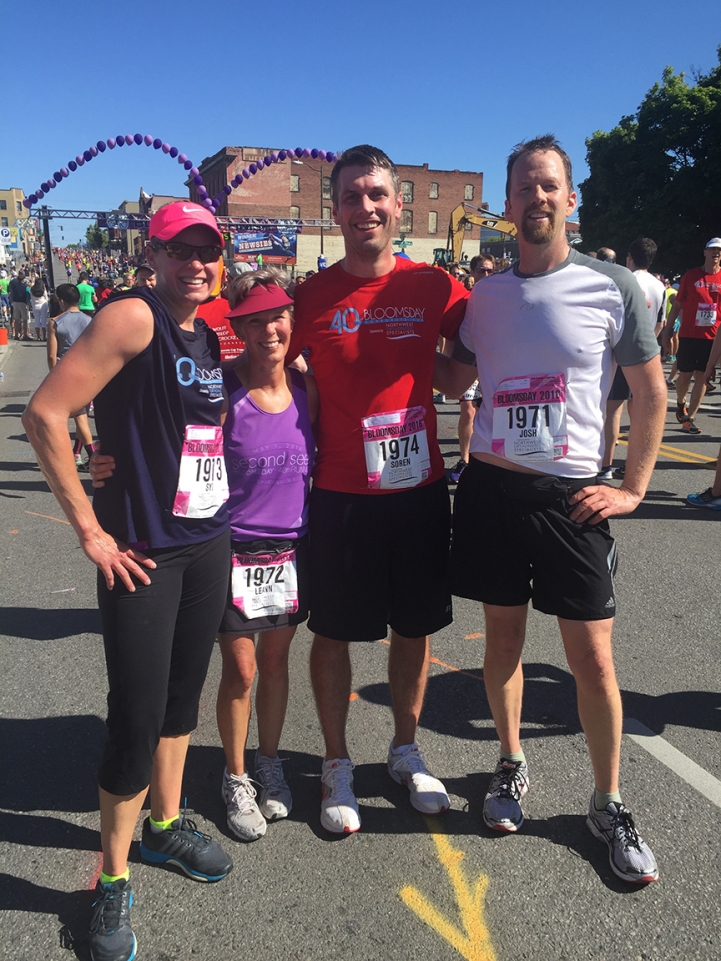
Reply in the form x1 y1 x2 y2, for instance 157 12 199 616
23 138 338 214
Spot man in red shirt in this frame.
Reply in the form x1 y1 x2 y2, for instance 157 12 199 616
286 145 468 834
663 238 721 434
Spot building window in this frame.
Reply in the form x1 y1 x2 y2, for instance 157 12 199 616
400 209 413 233
1 218 8 227
429 182 439 199
16 201 22 214
428 211 438 235
401 181 414 204
322 176 331 200
0 200 6 210
290 175 300 193
290 206 300 219
464 184 474 200
322 206 332 222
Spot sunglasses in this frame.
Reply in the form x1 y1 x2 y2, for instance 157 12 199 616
476 267 493 276
150 241 223 264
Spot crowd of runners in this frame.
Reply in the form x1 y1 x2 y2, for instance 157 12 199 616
15 136 721 961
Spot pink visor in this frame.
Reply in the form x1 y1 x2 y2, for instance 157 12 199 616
226 283 293 319
149 201 224 246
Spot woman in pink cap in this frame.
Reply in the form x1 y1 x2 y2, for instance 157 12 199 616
24 201 234 961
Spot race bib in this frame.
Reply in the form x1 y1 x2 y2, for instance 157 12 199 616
361 406 431 489
231 549 298 618
492 374 568 463
695 304 717 327
172 425 229 518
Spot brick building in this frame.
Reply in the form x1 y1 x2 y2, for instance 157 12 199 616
191 147 485 272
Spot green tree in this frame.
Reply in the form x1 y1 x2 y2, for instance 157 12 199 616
85 222 109 250
578 49 721 277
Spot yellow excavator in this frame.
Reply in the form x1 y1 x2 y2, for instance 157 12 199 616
433 203 517 268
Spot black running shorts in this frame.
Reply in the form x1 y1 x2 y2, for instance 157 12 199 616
450 459 617 621
308 478 453 641
219 535 310 635
677 337 713 374
607 365 631 401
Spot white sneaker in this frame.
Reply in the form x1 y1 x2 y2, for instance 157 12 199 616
255 751 292 821
387 741 450 814
221 769 267 841
320 758 361 834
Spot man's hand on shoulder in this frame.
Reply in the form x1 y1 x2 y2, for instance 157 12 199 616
568 484 643 524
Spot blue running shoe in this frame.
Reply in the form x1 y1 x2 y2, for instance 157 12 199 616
686 487 721 510
89 879 136 961
140 816 233 882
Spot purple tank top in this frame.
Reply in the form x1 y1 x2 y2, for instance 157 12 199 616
223 367 314 540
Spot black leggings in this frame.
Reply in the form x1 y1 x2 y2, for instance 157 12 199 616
97 529 230 796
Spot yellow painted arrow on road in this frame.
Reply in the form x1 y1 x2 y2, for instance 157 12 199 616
400 818 496 961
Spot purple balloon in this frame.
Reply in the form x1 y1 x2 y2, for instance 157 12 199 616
125 136 133 146
76 155 85 165
249 163 257 174
193 175 203 186
242 168 251 179
178 153 187 163
295 148 302 157
264 155 271 165
169 147 179 158
197 185 207 196
48 179 57 189
153 138 162 149
271 152 279 162
107 138 116 149
41 181 49 192
23 198 31 208
36 189 44 199
318 150 327 161
224 184 233 195
116 136 125 146
202 198 213 208
302 148 311 158
326 152 335 163
53 171 63 182
96 141 106 153
134 133 143 145
83 150 92 162
209 206 217 215
183 160 193 171
279 150 287 161
162 142 170 153
144 134 153 146
311 148 319 159
61 167 69 178
29 193 38 204
189 167 199 178
68 160 77 171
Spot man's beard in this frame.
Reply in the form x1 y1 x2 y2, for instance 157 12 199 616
521 208 555 245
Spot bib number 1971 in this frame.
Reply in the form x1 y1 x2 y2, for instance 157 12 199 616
492 373 568 463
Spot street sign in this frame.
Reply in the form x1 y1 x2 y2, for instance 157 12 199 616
0 227 11 245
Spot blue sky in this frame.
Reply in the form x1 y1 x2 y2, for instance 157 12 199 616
3 0 719 245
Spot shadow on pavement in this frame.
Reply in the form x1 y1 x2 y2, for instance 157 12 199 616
0 874 92 961
0 607 102 640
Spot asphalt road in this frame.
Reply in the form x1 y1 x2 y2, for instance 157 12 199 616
0 335 720 961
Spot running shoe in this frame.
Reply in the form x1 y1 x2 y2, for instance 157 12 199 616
482 758 529 832
686 487 721 510
139 816 233 880
221 769 267 840
596 466 614 481
388 741 450 814
255 751 293 821
320 758 361 834
449 459 468 484
434 393 447 404
675 402 688 423
88 878 136 961
613 465 625 479
681 417 701 434
586 797 659 883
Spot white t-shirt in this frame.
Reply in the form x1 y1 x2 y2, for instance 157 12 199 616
633 270 665 331
454 249 659 478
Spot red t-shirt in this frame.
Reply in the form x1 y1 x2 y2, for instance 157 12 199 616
289 259 468 494
677 266 721 340
196 296 245 361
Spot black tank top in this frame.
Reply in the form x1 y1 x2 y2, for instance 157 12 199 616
92 287 230 549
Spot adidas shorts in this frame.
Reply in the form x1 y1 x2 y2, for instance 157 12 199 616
450 459 618 621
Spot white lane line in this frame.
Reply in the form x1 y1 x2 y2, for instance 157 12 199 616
624 717 721 809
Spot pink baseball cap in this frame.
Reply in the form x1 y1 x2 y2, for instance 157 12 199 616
226 283 293 319
149 201 224 246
